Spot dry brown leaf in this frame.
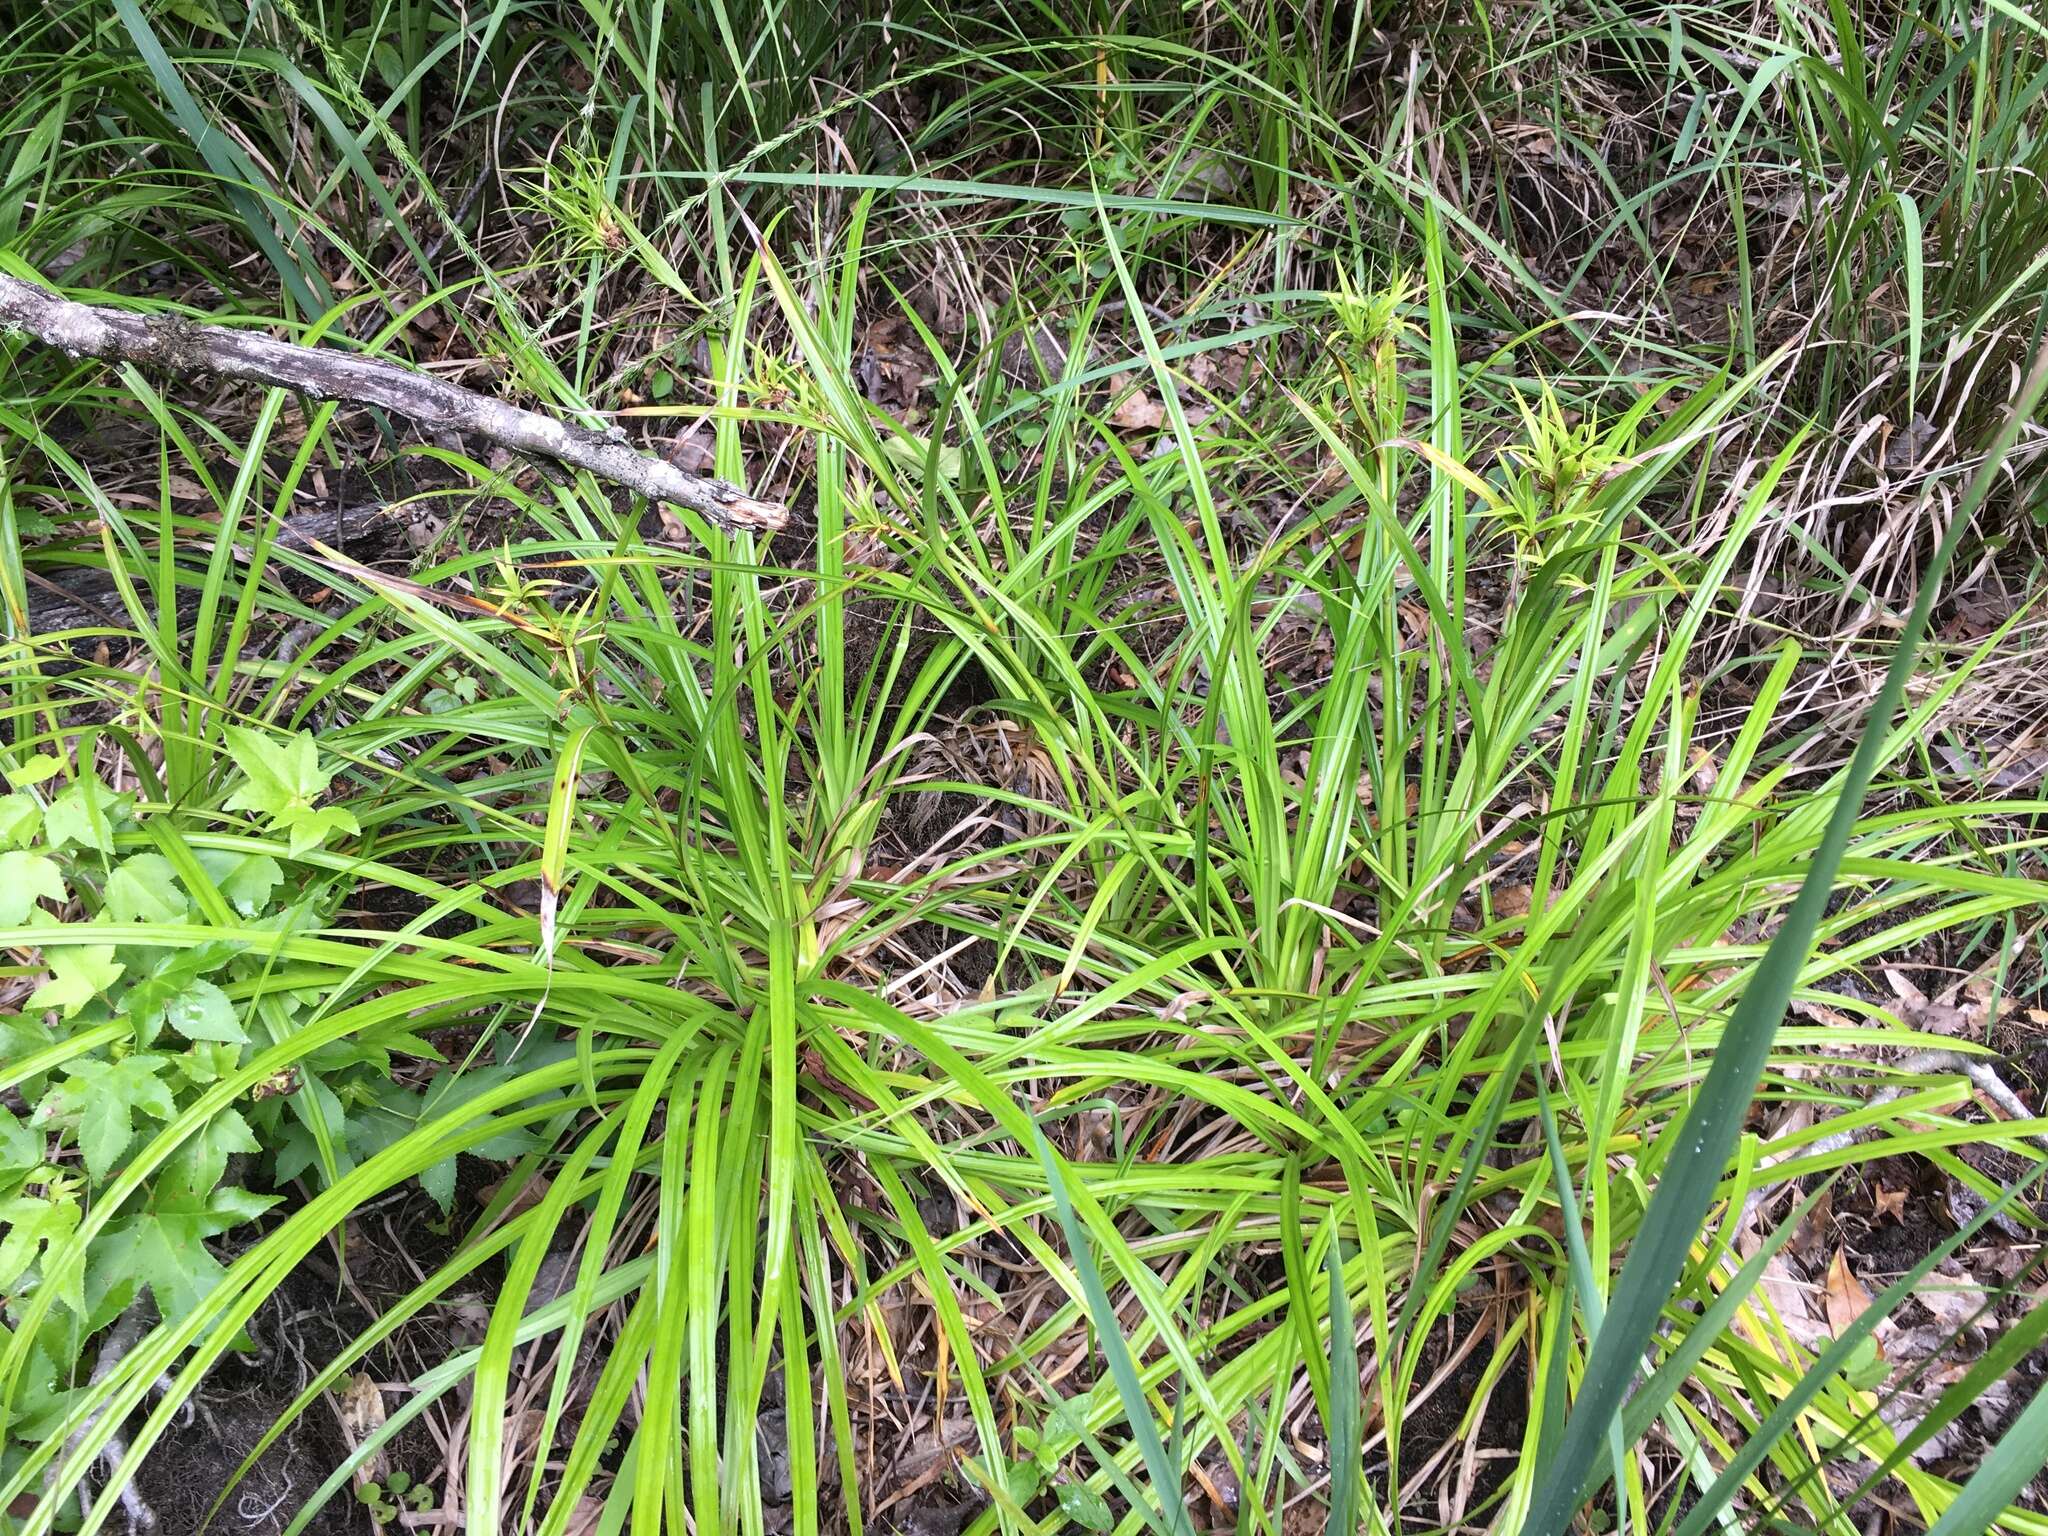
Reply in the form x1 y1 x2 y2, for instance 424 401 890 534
1110 393 1166 431
857 316 931 411
477 1171 550 1220
1914 1271 1989 1334
1185 345 1250 393
1825 1247 1875 1337
1108 375 1167 431
1871 1182 1909 1222
1789 1185 1832 1262
1491 884 1534 920
1737 1235 1830 1348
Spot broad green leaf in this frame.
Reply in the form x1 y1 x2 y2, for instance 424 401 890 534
160 979 247 1044
43 774 113 852
1000 1458 1040 1504
6 753 64 788
0 1193 80 1292
119 940 245 1039
325 1066 548 1210
0 1015 58 1082
0 1317 80 1438
223 727 359 852
27 944 124 1018
195 846 284 915
165 1106 260 1191
881 431 964 479
0 851 65 924
0 791 41 848
420 1156 457 1213
1841 1334 1888 1391
223 725 334 818
280 802 361 856
175 1041 244 1086
161 0 233 38
88 1179 276 1324
105 853 187 923
0 1107 41 1184
266 1071 356 1186
33 1053 175 1181
1056 1480 1114 1532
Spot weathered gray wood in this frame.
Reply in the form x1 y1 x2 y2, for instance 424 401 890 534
0 273 786 532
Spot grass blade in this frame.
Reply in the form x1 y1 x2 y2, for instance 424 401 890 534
1520 344 2048 1534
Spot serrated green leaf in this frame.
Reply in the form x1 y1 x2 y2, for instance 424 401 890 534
35 1054 175 1182
160 979 245 1043
44 775 113 853
360 1028 446 1063
7 753 64 788
0 791 42 848
0 1107 42 1184
175 1042 243 1086
419 1156 457 1212
167 1106 260 1192
224 725 331 817
0 852 66 924
281 802 360 855
0 1317 81 1437
0 1192 81 1292
0 1015 57 1087
88 1178 276 1324
120 939 244 1024
27 944 124 1018
1056 1481 1113 1531
105 853 187 923
195 847 284 915
268 1072 354 1186
223 728 357 853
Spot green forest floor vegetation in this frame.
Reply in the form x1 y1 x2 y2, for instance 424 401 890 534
3 2 2048 1535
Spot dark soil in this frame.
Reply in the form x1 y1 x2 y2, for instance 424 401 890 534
136 1386 365 1536
129 1188 474 1536
1377 1312 1529 1529
131 1266 374 1536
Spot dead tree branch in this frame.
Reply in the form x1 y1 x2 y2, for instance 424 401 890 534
0 274 786 532
58 1297 160 1535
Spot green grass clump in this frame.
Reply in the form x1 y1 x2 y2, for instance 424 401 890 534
4 2 2048 1535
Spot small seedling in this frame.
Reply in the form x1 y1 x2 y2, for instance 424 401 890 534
356 1469 434 1525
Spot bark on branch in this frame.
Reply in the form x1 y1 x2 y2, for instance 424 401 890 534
0 274 787 532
